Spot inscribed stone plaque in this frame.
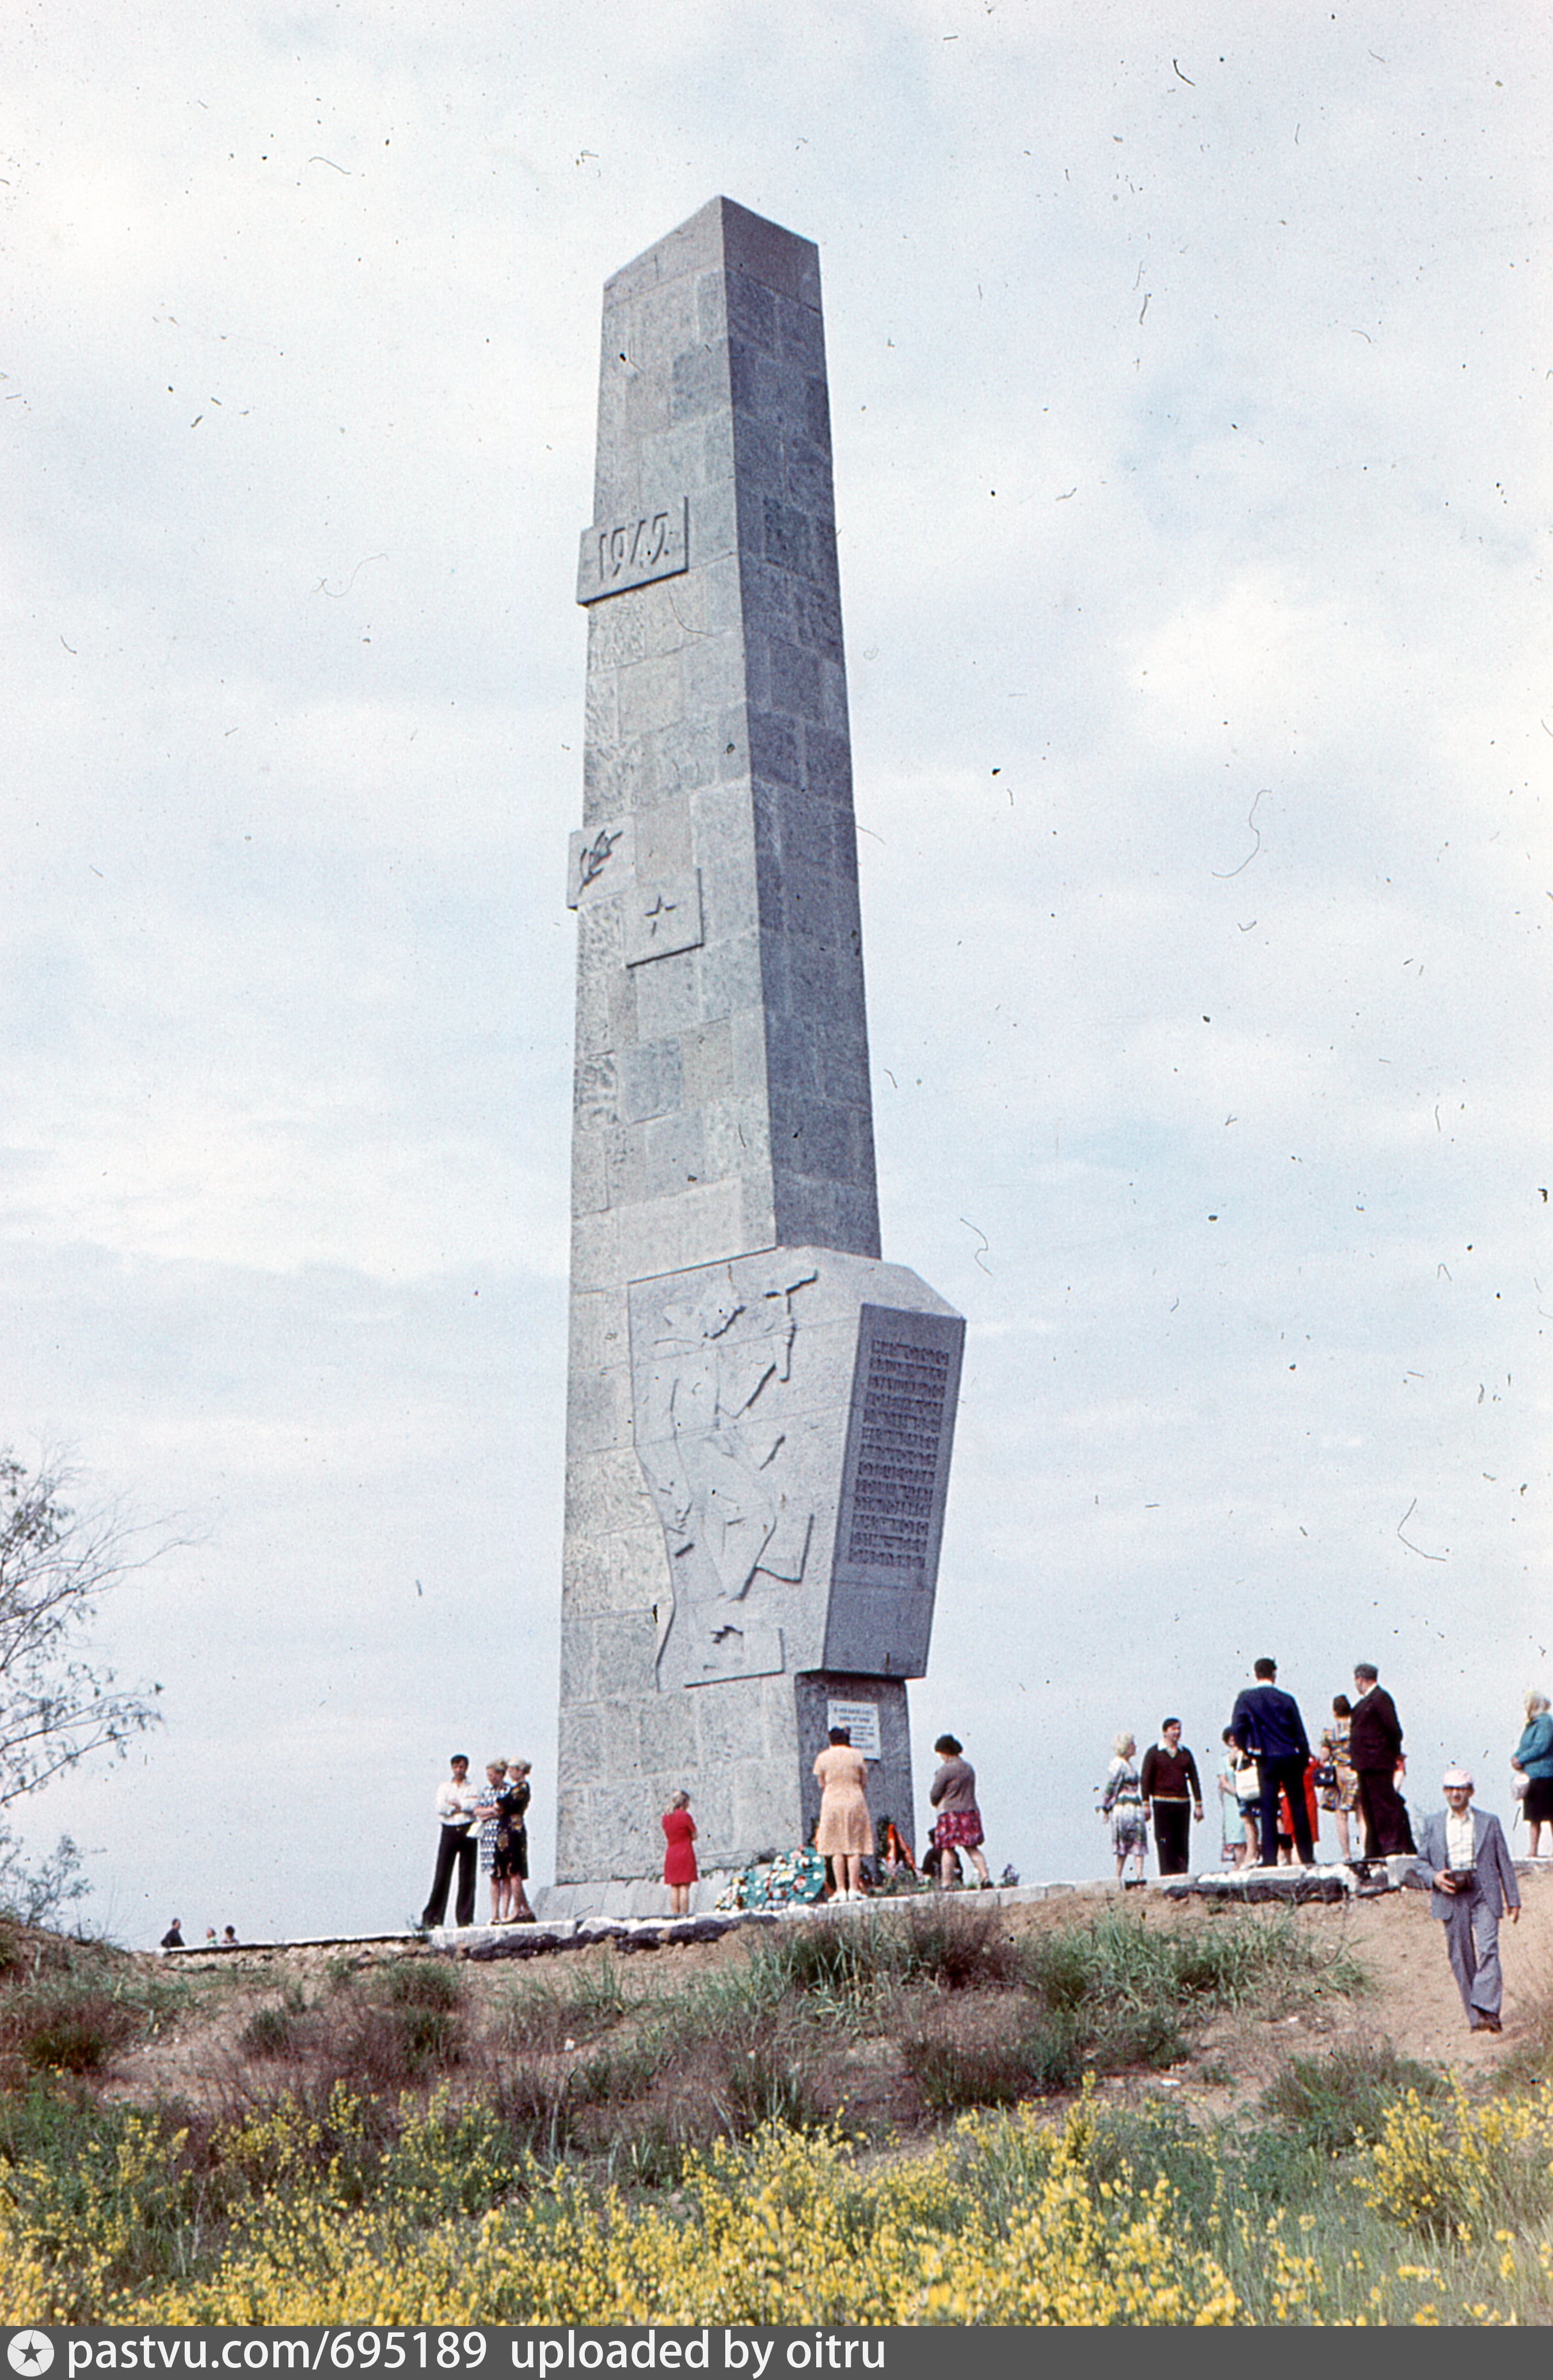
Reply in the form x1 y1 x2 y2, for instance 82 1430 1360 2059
826 1698 882 1759
576 495 690 604
825 1305 964 1678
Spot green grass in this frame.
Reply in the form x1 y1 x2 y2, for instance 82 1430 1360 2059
499 1954 634 2051
1260 2040 1448 2154
1019 1904 1366 2019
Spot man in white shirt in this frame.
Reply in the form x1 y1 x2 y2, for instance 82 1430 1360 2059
1415 1765 1520 2033
421 1753 480 1929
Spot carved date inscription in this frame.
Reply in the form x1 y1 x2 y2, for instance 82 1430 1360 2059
577 495 689 604
844 1339 953 1572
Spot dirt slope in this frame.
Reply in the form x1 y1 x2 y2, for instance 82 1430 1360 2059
107 1867 1553 2119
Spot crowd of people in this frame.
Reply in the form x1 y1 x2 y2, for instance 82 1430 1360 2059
1101 1660 1453 1881
410 1674 1549 2043
1097 1660 1550 2036
418 1726 998 1929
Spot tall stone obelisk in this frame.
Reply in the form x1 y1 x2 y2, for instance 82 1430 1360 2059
555 199 964 1894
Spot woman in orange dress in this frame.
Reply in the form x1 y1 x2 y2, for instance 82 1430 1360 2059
813 1725 873 1901
661 1790 698 1917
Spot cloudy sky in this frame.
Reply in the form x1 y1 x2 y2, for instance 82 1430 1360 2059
5 2 1550 1943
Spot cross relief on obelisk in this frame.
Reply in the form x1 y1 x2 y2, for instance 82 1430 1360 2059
553 197 964 1893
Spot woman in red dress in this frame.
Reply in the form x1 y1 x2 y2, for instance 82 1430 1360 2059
661 1790 698 1916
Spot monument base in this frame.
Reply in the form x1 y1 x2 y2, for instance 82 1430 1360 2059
795 1670 915 1855
534 1874 744 1924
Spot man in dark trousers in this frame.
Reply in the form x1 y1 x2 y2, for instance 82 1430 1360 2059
1349 1662 1415 1857
1230 1658 1314 1866
421 1753 479 1929
1140 1718 1204 1875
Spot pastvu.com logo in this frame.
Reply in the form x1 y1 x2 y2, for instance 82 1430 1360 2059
7 2336 54 2376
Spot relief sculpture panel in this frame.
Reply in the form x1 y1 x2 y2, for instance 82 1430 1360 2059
630 1259 820 1688
629 1249 964 1696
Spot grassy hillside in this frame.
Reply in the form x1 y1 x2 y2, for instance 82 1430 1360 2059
3 1893 1553 2323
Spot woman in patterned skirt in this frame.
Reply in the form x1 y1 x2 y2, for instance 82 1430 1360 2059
1101 1732 1148 1883
927 1733 992 1887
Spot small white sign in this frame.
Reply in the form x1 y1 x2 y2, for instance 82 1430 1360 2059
826 1698 881 1760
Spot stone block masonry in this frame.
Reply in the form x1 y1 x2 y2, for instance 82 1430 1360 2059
556 199 964 1887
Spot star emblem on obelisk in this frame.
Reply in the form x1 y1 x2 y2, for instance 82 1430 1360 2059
642 891 679 938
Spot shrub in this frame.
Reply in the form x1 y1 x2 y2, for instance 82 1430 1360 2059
500 1957 631 2051
901 2013 1080 2108
7 1983 143 2076
240 2006 308 2061
1355 2080 1553 2243
715 2035 823 2133
488 2062 580 2164
893 1899 1020 1990
1261 2042 1447 2156
333 2001 462 2088
752 1898 1017 2006
380 1960 463 2013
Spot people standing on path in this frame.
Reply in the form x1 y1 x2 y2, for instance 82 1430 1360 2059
1349 1663 1415 1856
927 1733 992 1888
813 1725 873 1901
1316 1695 1360 1863
421 1753 479 1929
1140 1719 1203 1876
1510 1692 1553 1858
159 1920 184 1951
662 1790 698 1916
1101 1732 1148 1883
1230 1659 1314 1867
501 1759 536 1921
1415 1765 1520 2034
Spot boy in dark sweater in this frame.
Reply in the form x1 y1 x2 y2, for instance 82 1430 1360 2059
1140 1719 1204 1875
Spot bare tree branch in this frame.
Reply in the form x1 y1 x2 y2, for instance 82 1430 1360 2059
0 1452 169 1812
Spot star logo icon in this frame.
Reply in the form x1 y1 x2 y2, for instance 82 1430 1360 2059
8 2336 54 2376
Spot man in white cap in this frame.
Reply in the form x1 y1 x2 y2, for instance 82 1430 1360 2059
1415 1765 1520 2033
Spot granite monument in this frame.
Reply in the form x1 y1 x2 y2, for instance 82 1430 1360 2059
554 197 964 1895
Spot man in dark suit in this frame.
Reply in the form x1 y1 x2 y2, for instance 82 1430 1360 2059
1349 1661 1415 1857
1230 1657 1314 1867
1415 1766 1520 2032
